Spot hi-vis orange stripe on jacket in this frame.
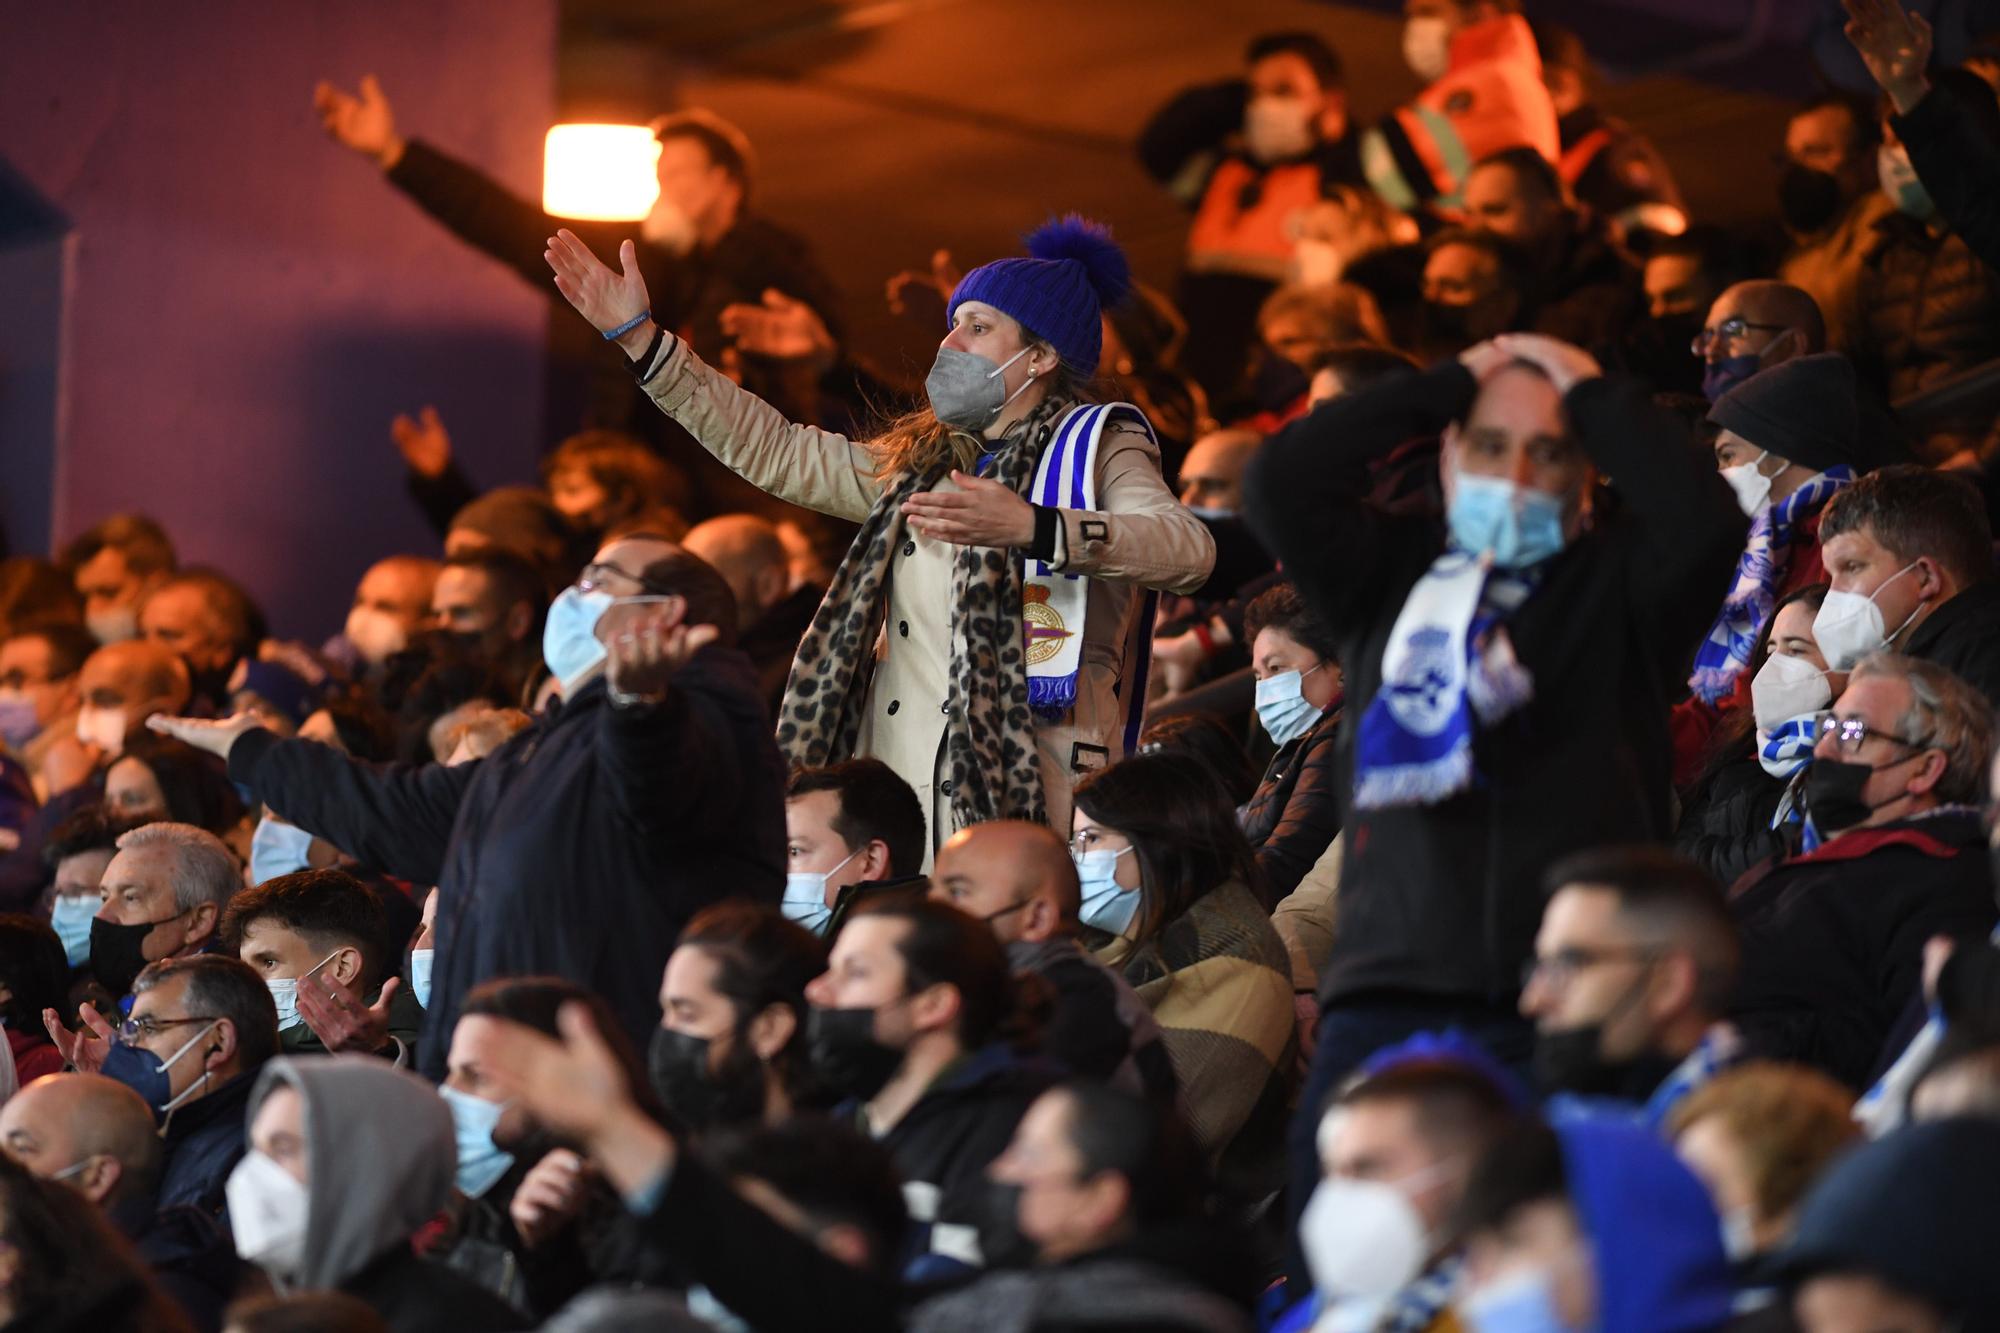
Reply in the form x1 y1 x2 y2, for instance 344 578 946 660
1362 14 1560 213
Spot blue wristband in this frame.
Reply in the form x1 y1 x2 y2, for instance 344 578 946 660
604 311 651 341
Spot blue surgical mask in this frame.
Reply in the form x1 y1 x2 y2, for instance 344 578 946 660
439 1084 516 1198
100 1021 220 1117
781 849 858 936
266 952 340 1032
0 693 39 749
49 895 95 969
1255 665 1324 746
1447 470 1567 570
409 948 434 1010
1459 1267 1573 1333
541 587 616 689
249 816 316 887
1074 846 1139 936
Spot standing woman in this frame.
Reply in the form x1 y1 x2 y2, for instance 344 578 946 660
545 219 1215 846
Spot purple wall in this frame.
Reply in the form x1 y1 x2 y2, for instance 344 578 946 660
1 2 555 640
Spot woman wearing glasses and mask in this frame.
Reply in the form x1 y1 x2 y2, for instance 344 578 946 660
1069 750 1293 1199
545 217 1215 856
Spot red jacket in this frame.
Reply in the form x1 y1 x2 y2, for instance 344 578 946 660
8 1028 63 1085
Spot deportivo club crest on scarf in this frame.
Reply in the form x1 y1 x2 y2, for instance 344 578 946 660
1022 585 1074 667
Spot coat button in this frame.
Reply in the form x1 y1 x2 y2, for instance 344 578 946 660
940 780 955 795
887 700 900 715
898 620 909 638
903 540 916 557
939 700 950 715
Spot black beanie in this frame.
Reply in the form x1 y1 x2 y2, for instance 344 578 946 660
1706 352 1865 474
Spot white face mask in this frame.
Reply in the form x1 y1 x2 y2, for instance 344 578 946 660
1402 15 1453 82
1811 562 1924 670
1749 650 1832 731
76 704 128 755
1244 94 1317 164
1298 1174 1433 1301
641 198 699 256
87 604 140 645
1719 448 1780 517
409 947 435 1010
225 1150 310 1278
343 607 409 667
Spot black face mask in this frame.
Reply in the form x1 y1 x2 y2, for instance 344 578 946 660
1532 1023 1680 1101
806 1005 905 1103
1420 296 1515 356
1249 349 1312 414
647 1025 769 1132
1778 164 1843 234
185 659 235 712
974 1179 1036 1270
1804 754 1919 836
90 914 173 998
1531 964 1674 1100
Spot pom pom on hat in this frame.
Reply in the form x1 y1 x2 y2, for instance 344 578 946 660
948 214 1131 378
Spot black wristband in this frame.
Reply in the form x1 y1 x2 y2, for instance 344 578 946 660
1028 505 1060 562
625 326 667 382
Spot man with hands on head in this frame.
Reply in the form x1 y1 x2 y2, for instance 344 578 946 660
148 537 787 1081
1246 329 1746 1286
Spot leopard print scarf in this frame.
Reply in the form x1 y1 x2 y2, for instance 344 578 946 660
776 397 1071 830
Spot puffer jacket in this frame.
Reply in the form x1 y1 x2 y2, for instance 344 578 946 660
1239 704 1344 907
1856 210 2000 463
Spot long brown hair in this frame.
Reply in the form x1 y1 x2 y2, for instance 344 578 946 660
865 341 1091 480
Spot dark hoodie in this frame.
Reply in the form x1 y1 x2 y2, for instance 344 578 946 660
244 1056 528 1333
1556 1117 1735 1333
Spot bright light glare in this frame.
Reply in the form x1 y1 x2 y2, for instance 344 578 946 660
542 124 661 221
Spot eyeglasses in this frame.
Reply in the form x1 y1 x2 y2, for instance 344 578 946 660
572 556 656 592
119 1014 217 1043
1816 714 1934 757
1521 946 1658 992
1690 317 1790 356
1069 828 1128 857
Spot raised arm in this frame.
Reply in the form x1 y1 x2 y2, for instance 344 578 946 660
150 714 475 886
546 229 881 521
1243 359 1472 635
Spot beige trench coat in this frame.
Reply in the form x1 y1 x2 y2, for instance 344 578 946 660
638 337 1215 850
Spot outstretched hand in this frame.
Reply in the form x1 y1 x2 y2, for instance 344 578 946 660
44 1003 116 1074
605 600 720 703
545 230 654 354
146 713 264 763
311 74 406 169
1843 0 1933 114
901 471 1037 549
449 1005 675 1198
719 288 837 367
886 248 962 316
390 406 452 480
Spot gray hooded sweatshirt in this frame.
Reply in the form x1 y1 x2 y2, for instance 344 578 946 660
246 1055 455 1291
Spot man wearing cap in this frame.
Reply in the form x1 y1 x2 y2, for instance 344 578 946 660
546 216 1215 851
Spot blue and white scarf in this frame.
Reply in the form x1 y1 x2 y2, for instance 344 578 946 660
1353 550 1538 810
1021 402 1147 722
1689 468 1853 705
1757 713 1822 780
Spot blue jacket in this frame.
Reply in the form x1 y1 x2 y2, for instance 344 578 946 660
229 651 787 1079
158 1069 255 1221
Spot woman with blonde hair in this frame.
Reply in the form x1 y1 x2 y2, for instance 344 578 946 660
545 218 1214 847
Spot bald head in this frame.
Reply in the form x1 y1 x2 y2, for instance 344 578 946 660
0 1074 162 1207
683 514 791 628
1705 281 1826 363
931 819 1080 946
1178 430 1262 515
78 640 192 729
